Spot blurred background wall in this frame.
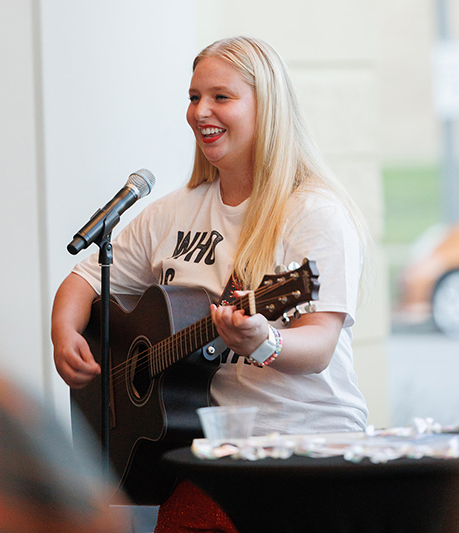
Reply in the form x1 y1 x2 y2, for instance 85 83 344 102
0 0 198 425
3 0 457 431
194 0 389 428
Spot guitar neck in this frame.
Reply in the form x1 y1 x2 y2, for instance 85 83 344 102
149 294 254 377
150 313 219 376
148 260 318 376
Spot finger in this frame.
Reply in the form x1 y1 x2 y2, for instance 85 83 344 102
56 359 96 388
233 290 250 298
230 309 250 328
56 344 100 386
211 304 236 328
210 303 218 322
220 306 237 328
76 337 98 366
64 345 99 373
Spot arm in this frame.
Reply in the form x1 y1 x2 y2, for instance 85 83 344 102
51 272 100 388
210 304 345 375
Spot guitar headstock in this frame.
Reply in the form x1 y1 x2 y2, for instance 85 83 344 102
250 258 320 322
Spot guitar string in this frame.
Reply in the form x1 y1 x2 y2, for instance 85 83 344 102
106 277 305 391
107 292 272 391
107 279 284 381
107 286 257 377
107 312 223 391
106 279 304 392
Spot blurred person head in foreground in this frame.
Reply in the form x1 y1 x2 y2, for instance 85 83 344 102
0 373 131 533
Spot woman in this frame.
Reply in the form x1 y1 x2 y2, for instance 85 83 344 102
52 36 372 532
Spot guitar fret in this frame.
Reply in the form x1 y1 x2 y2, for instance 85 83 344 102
193 326 196 353
187 326 193 354
171 334 176 365
173 335 179 365
196 325 200 351
208 319 215 343
200 322 205 348
191 325 196 351
180 330 185 360
178 333 183 362
181 329 186 356
166 337 171 367
183 329 188 357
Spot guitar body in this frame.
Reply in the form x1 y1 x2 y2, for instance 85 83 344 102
70 260 320 505
71 285 220 505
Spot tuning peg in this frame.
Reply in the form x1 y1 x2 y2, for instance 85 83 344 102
288 261 300 271
275 264 288 274
293 306 302 319
304 303 317 314
282 313 291 327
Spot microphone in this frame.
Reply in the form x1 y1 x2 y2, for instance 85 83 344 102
67 168 156 255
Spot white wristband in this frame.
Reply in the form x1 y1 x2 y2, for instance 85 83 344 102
247 325 277 365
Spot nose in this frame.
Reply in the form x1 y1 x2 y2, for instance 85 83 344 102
194 97 212 121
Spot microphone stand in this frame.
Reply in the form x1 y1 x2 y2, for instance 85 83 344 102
90 210 121 481
66 169 155 485
97 234 112 481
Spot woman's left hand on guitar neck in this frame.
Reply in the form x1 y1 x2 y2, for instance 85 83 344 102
210 301 345 375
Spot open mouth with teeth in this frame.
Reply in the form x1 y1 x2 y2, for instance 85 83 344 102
200 126 226 144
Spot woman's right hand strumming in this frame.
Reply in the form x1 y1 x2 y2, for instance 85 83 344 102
51 273 100 388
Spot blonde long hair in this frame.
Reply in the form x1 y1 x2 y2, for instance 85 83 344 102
188 36 372 293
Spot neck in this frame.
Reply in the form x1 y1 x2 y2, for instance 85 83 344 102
219 170 253 207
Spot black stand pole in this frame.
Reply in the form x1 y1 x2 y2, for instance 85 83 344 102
68 204 121 481
66 168 157 483
98 235 113 480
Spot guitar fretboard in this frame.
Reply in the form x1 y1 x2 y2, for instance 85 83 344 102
143 262 318 378
149 295 251 376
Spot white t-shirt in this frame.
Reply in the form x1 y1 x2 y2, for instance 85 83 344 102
74 179 368 435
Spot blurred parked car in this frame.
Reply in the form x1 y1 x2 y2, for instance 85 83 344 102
399 223 459 337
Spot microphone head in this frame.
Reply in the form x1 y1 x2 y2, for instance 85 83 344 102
127 168 156 198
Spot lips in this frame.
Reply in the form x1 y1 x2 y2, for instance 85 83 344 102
199 125 226 144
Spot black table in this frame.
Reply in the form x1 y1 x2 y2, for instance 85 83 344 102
162 447 459 532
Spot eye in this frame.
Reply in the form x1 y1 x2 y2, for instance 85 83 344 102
189 94 200 103
216 94 229 101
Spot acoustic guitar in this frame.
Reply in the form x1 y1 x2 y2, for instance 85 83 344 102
71 260 319 504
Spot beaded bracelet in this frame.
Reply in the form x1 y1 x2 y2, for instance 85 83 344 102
247 325 283 367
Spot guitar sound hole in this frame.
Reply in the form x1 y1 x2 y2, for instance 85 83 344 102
126 336 153 407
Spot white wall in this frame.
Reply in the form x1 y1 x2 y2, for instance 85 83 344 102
0 1 45 395
0 0 198 423
41 0 198 421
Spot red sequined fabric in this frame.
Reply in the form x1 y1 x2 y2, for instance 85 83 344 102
154 480 239 533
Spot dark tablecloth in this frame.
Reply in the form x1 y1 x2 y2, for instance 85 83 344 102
162 447 459 532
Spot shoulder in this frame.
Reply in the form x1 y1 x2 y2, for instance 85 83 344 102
285 188 356 235
281 189 362 325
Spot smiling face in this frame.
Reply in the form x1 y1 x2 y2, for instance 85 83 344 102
187 56 257 177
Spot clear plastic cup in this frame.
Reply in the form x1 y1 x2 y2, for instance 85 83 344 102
197 406 258 440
